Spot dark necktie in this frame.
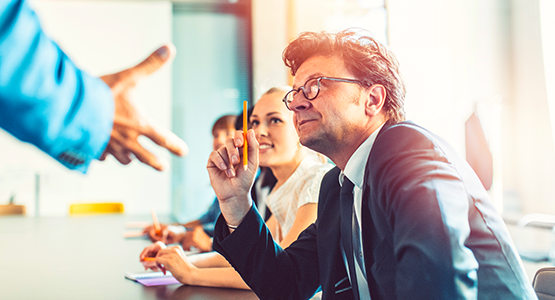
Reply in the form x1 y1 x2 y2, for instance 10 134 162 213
340 177 359 300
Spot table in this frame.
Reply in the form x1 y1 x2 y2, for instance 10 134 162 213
0 215 259 300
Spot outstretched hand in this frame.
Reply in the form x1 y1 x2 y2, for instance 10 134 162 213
206 129 258 226
100 44 189 171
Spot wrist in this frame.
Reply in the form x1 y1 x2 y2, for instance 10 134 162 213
179 264 199 286
218 195 253 226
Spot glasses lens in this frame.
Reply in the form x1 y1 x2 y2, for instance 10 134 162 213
284 90 297 109
304 78 320 100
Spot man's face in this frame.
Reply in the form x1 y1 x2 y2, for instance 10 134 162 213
289 55 369 156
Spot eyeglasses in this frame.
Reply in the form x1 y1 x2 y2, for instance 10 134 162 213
282 76 364 110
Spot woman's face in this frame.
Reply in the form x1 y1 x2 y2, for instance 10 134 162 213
250 91 300 168
213 128 235 151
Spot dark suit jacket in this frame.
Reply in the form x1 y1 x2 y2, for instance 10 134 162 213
213 121 536 300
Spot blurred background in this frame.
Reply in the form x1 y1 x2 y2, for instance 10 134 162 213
0 0 553 225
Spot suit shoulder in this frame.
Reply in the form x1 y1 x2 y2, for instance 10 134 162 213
373 121 439 155
379 121 431 139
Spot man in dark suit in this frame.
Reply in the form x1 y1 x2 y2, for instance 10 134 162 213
207 29 536 299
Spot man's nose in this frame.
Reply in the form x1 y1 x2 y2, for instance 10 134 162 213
289 92 310 112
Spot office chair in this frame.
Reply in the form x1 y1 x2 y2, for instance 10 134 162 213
69 202 124 215
533 267 555 300
515 213 555 262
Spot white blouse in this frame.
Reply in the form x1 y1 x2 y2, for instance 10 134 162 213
265 151 333 238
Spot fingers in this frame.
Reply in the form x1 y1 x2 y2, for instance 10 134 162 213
104 143 132 165
208 144 235 178
158 263 167 275
230 129 258 174
99 150 108 161
142 260 159 271
161 228 170 243
155 247 180 275
146 228 163 242
123 44 176 85
109 129 167 171
246 129 259 172
139 241 166 260
143 122 189 157
229 130 244 166
207 130 257 178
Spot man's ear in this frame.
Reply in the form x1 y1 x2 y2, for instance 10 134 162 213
364 84 387 117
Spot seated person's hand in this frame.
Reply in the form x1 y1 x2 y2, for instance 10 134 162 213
143 224 185 244
181 226 212 253
156 246 198 283
140 241 166 271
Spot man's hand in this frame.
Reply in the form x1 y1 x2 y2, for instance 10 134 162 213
100 44 189 171
206 130 258 226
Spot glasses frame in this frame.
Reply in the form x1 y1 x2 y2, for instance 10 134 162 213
282 76 365 110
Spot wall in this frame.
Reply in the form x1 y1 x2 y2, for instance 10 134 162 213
509 0 555 214
0 0 174 216
252 0 289 99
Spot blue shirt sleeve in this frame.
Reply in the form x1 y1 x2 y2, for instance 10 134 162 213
0 0 114 173
197 198 221 236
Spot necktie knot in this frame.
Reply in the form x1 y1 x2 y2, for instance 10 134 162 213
341 177 355 197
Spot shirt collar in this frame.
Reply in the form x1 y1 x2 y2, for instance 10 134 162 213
339 124 385 189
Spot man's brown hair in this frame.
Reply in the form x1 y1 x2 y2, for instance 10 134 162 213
283 28 406 122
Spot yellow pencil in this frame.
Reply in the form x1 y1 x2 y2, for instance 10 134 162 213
143 257 156 262
243 101 248 170
151 209 161 236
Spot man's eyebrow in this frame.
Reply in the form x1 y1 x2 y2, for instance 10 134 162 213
293 73 324 89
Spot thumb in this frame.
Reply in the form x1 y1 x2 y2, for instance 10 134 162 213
123 44 176 83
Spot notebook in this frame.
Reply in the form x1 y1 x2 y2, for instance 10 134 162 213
125 271 180 286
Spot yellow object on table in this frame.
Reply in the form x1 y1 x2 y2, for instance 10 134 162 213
69 202 124 215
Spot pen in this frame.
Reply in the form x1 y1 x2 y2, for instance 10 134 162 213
143 257 156 262
243 101 248 171
151 209 161 236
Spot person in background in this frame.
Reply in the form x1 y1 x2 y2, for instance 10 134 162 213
144 114 276 252
205 29 536 299
140 87 333 290
0 0 188 173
